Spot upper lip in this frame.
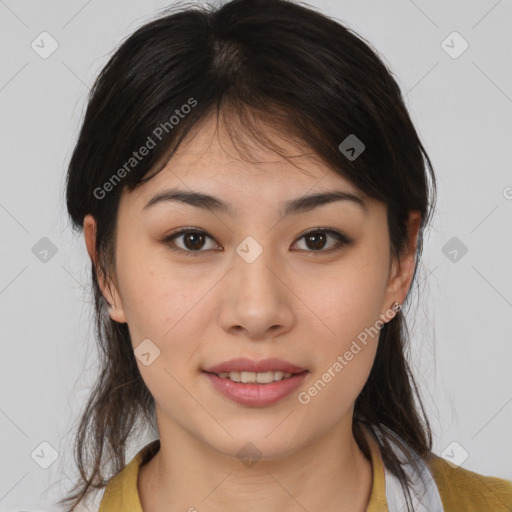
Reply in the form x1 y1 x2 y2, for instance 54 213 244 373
203 357 307 374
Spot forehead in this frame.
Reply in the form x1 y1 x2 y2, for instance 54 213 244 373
141 113 360 198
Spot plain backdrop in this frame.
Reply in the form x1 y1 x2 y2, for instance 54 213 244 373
1 0 511 510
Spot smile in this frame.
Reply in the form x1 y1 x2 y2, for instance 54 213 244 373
214 370 295 383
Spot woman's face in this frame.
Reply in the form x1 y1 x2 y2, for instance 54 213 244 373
85 114 418 460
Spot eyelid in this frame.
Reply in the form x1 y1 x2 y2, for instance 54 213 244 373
292 227 353 253
163 227 219 255
163 227 353 256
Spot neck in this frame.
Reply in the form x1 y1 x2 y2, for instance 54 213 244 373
138 418 373 512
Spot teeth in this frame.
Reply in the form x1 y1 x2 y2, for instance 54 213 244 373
216 371 293 383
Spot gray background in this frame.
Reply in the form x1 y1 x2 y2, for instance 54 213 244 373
1 0 511 510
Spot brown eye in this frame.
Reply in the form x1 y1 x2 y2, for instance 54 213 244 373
293 229 353 253
304 232 328 250
164 229 219 255
181 232 206 250
163 227 353 257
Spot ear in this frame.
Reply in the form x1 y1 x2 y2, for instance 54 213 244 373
381 210 421 322
83 214 127 324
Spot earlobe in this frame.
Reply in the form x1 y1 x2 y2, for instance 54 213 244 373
108 301 127 324
83 214 127 324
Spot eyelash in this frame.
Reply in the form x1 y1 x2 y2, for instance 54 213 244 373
162 227 353 257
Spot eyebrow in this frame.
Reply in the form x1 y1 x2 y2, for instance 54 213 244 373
142 187 368 217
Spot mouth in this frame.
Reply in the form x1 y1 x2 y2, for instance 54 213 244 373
203 369 308 384
202 368 310 407
201 357 309 406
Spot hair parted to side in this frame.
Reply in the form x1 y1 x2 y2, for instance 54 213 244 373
60 0 437 510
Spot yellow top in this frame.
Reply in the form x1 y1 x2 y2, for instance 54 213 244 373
98 426 512 511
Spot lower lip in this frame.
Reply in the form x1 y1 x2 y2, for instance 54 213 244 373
203 371 309 406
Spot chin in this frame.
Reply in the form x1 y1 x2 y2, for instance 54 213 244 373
201 426 308 463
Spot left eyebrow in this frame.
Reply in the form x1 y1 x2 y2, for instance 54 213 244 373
142 187 368 216
282 190 368 216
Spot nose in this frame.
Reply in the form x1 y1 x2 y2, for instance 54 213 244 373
218 244 295 341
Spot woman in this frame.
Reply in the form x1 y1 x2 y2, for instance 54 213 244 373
59 0 512 510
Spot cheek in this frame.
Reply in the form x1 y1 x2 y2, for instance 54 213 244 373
118 266 208 410
114 239 211 338
297 269 384 423
297 344 376 438
293 251 389 409
302 256 390 343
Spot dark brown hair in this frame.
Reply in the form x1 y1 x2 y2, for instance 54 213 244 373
60 0 437 510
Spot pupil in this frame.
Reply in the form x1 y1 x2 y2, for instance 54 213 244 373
307 233 326 250
185 233 204 250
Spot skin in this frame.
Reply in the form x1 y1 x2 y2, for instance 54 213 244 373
84 113 420 512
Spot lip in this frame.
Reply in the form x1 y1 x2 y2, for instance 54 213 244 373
203 371 309 407
203 357 307 374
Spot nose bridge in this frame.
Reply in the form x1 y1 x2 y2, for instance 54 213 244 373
233 234 280 299
219 234 294 338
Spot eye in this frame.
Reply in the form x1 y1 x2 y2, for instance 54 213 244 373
163 227 353 257
163 228 219 256
292 228 353 254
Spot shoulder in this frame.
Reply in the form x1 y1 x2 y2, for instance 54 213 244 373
98 440 160 512
425 452 512 511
